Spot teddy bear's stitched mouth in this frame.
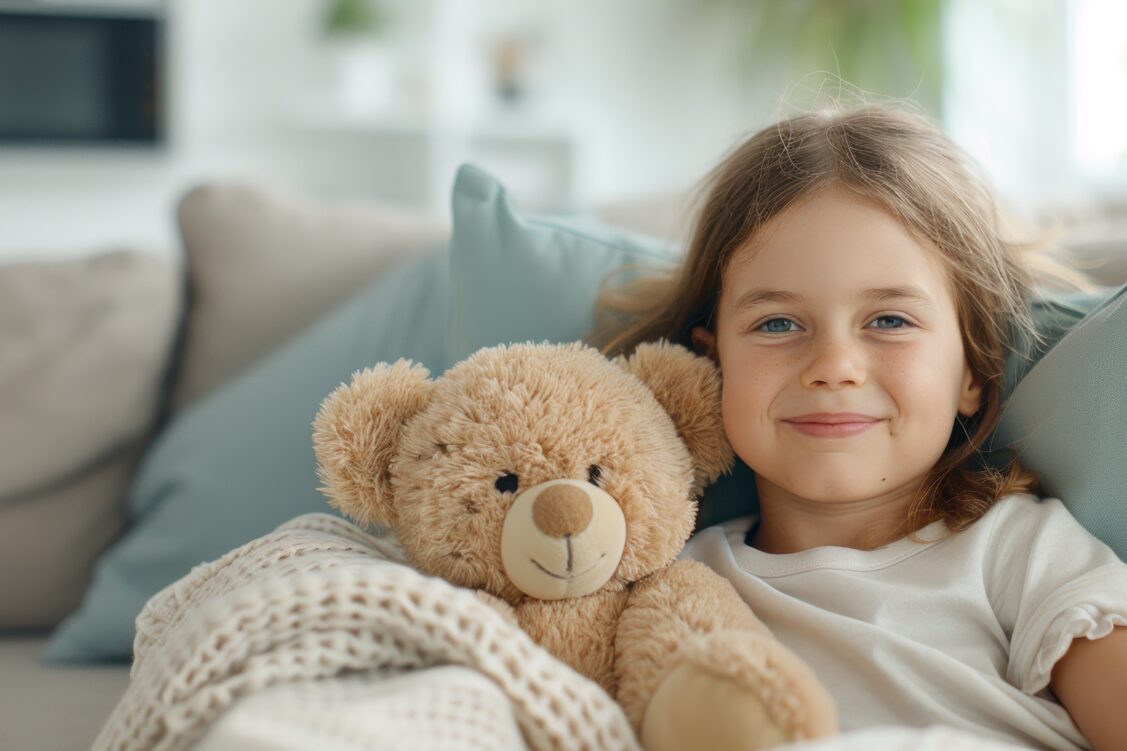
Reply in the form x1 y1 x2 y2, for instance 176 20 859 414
530 554 606 581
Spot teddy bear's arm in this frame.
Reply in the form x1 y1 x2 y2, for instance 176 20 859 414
614 559 772 725
614 559 837 749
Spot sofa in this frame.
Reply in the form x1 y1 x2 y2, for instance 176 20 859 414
0 181 450 750
2 169 1126 751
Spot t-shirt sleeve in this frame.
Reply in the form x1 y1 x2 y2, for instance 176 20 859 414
984 495 1127 694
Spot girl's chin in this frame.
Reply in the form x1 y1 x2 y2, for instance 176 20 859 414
759 475 911 505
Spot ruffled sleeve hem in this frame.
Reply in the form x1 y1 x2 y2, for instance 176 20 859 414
1021 604 1127 694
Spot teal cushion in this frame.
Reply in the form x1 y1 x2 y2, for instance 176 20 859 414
46 252 449 662
446 165 1125 551
447 164 680 363
1002 289 1117 394
992 286 1127 559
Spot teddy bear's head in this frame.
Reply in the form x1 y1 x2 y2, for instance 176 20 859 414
313 341 732 604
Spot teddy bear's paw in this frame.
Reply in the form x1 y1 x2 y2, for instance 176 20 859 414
473 589 520 628
640 661 788 751
640 632 837 751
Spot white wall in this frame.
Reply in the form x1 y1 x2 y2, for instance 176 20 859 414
941 0 1075 216
0 0 776 261
472 0 776 202
6 0 1113 262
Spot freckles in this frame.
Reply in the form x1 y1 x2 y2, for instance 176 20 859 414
879 348 913 378
758 352 802 384
883 348 940 394
753 358 791 402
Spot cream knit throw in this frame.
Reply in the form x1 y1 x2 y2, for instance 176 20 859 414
94 513 639 751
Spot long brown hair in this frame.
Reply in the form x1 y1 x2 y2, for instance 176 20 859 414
592 104 1063 540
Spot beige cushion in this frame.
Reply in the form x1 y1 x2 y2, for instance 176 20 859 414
0 250 180 628
171 182 448 411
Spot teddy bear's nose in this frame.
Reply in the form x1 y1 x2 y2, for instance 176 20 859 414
531 484 594 538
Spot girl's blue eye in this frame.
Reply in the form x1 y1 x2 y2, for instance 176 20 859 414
870 315 909 329
758 318 798 333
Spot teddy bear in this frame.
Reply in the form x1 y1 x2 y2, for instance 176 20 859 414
312 340 837 750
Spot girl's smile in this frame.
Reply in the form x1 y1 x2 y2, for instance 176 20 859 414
780 413 884 439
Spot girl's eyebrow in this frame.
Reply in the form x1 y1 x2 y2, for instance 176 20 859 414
732 285 934 312
861 285 935 306
732 288 802 311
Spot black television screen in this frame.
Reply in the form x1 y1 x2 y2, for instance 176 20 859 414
0 10 163 145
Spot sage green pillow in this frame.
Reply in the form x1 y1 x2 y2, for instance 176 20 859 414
46 252 449 662
447 164 680 363
991 286 1127 559
445 164 1124 557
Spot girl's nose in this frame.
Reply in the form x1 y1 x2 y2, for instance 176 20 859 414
800 334 866 389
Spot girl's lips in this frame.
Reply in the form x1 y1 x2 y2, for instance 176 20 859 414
781 415 882 438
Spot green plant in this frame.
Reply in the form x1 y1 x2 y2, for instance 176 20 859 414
695 0 945 113
323 0 388 37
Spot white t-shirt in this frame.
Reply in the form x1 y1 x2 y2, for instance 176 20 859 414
681 494 1127 750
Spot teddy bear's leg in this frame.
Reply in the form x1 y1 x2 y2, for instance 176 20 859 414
615 560 836 749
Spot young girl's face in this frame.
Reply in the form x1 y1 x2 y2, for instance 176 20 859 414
711 186 982 507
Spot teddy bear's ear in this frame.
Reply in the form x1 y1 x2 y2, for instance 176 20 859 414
616 340 734 494
312 360 433 529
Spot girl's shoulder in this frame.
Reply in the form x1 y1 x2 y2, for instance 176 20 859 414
977 492 1072 534
983 493 1071 524
976 493 1109 558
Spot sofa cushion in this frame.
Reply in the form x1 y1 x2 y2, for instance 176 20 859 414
991 286 1127 558
447 164 680 363
47 250 449 661
445 167 1127 560
172 182 447 411
0 250 180 629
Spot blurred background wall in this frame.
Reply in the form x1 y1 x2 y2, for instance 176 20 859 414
1 0 1125 259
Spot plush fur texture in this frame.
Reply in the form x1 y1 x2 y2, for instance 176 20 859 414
313 341 837 749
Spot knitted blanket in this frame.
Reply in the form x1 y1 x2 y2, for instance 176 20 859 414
93 513 639 751
94 513 1029 751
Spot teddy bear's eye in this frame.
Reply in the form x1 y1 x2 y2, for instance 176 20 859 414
587 464 603 487
495 472 519 494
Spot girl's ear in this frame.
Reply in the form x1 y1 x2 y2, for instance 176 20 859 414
958 364 983 417
312 360 434 529
690 325 719 363
616 340 734 496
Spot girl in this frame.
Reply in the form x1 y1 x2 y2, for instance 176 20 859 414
595 105 1127 750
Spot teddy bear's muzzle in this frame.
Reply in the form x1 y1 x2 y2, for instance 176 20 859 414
500 479 626 600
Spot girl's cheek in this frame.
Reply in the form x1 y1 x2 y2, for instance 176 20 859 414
875 342 926 380
748 351 802 386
